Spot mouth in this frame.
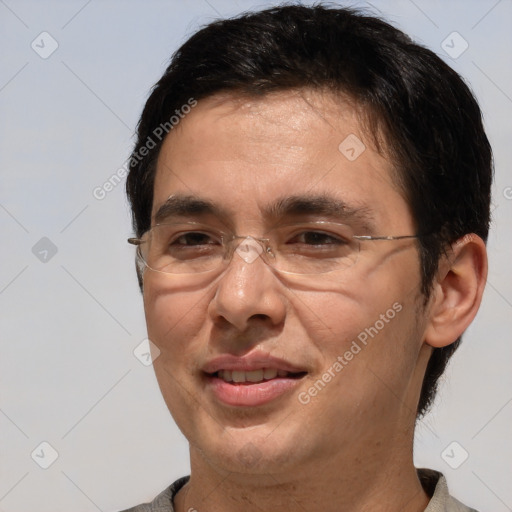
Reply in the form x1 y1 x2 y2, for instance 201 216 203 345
213 368 306 384
204 368 308 407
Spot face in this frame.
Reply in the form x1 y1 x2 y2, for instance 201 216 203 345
143 89 430 477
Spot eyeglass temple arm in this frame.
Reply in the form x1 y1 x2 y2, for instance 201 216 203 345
127 238 143 246
353 234 420 241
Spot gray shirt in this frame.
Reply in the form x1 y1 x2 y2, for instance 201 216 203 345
120 469 478 512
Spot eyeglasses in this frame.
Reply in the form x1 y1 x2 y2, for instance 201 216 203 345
127 221 420 276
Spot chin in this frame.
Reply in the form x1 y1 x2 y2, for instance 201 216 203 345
190 424 312 476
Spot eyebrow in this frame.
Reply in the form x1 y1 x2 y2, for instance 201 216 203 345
153 193 376 231
154 195 231 224
262 195 375 230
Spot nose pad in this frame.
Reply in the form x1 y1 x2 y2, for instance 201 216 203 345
234 236 264 264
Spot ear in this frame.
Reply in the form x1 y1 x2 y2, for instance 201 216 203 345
424 234 488 348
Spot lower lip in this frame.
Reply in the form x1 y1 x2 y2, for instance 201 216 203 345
205 374 304 407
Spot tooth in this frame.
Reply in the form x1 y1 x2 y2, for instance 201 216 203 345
219 369 287 382
221 370 233 382
263 368 278 380
246 369 264 382
232 371 245 383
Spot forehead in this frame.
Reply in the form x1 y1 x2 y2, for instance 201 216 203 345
159 89 371 165
152 89 411 230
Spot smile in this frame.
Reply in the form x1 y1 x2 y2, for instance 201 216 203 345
205 369 307 407
215 368 304 383
202 352 308 407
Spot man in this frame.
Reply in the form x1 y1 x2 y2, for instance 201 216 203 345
122 4 491 511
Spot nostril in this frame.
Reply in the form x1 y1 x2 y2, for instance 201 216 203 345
250 314 271 322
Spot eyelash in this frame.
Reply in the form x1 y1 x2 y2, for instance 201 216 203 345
172 230 347 247
174 232 217 246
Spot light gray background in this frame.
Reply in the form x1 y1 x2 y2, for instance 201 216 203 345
1 1 511 511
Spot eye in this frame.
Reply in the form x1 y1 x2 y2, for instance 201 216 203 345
290 231 348 246
172 232 219 246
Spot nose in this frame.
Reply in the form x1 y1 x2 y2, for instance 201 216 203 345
207 237 287 332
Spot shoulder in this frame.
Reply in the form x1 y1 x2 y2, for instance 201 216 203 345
419 468 479 512
118 476 190 512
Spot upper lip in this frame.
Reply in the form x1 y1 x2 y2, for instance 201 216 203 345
202 352 307 374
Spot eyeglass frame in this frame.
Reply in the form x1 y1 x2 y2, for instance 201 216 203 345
127 220 423 277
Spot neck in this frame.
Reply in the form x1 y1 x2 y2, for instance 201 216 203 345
174 439 429 512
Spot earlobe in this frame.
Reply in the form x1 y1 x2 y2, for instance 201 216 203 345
424 234 488 348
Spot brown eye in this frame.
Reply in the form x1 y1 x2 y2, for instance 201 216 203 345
291 231 348 246
173 232 217 246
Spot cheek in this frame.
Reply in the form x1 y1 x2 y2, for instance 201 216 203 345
143 277 211 364
293 277 402 354
294 275 420 395
143 280 214 429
